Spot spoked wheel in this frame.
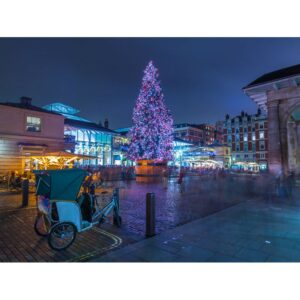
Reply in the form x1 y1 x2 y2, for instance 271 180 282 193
48 222 77 251
34 214 49 237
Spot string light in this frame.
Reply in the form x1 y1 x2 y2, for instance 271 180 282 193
127 61 174 161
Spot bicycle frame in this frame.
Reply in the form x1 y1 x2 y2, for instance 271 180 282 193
91 189 120 225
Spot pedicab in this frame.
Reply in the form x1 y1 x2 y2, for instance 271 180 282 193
33 169 122 251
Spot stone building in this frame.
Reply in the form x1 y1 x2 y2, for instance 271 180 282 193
173 123 204 145
194 123 215 145
214 120 224 144
174 123 215 145
244 64 300 176
223 111 268 171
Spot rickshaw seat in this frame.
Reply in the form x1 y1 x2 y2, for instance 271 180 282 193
55 201 82 231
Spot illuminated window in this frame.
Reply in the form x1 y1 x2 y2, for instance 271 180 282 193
259 131 264 139
244 135 248 142
252 134 256 141
26 116 41 132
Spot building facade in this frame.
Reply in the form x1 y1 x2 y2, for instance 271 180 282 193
174 123 216 145
173 123 204 144
43 103 116 166
194 124 215 145
223 110 268 171
214 120 224 144
0 97 65 174
244 64 300 176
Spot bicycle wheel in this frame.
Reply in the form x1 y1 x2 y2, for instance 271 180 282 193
48 222 77 251
34 214 49 237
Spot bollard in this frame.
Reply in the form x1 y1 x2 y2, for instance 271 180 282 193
113 188 120 225
22 178 29 207
146 193 155 237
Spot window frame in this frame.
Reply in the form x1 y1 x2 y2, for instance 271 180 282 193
26 116 42 133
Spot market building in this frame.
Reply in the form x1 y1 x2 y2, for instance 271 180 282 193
114 127 193 166
209 141 231 168
43 103 117 166
244 64 300 176
223 110 268 172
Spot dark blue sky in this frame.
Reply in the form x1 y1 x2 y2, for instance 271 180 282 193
1 38 300 129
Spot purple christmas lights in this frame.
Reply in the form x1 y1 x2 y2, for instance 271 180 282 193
127 61 174 161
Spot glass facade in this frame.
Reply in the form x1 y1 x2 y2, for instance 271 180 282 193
43 102 114 166
65 128 112 165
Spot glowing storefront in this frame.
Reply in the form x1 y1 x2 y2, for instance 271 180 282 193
43 103 117 166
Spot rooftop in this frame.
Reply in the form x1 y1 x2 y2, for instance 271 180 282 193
65 118 117 134
244 64 300 89
43 102 90 122
0 100 61 116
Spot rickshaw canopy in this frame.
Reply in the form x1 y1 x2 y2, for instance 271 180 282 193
34 169 87 201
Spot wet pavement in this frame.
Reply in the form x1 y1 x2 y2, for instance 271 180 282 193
95 197 300 262
0 174 298 262
111 175 262 235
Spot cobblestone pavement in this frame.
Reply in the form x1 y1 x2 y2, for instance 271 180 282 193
0 193 141 262
110 175 263 235
0 175 297 262
94 197 300 262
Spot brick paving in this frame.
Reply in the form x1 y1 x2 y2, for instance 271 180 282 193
111 175 264 235
0 192 141 262
0 175 298 262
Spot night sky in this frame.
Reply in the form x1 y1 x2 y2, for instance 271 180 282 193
1 38 300 129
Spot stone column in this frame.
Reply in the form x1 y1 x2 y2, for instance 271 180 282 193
296 122 300 175
287 120 297 173
267 100 283 175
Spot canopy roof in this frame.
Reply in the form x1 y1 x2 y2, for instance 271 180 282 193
23 151 96 159
34 169 87 201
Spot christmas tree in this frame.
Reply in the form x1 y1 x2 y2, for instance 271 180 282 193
127 61 174 161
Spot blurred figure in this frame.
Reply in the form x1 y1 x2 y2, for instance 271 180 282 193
262 173 276 202
286 171 296 200
121 167 126 181
178 168 185 193
162 168 168 189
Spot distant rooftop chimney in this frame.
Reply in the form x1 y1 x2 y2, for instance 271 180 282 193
104 118 109 129
20 96 32 106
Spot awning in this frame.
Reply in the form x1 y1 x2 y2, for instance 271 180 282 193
20 151 96 159
41 151 96 159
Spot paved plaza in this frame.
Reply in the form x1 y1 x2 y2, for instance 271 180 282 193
0 192 141 262
95 197 300 262
0 175 299 262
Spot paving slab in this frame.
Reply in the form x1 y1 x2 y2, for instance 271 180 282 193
94 198 300 262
